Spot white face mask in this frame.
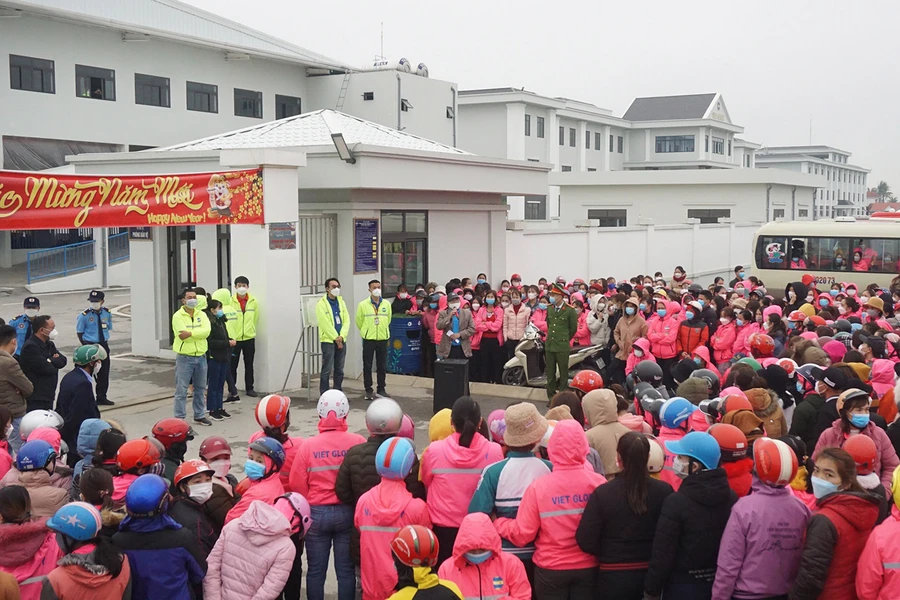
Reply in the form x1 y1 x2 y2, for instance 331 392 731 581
719 317 730 325
672 456 690 479
371 288 382 298
188 482 214 504
209 459 231 478
449 302 460 311
805 295 814 303
464 294 473 300
330 287 341 297
24 309 38 318
398 292 409 299
93 362 102 376
47 328 59 340
236 286 249 296
471 303 481 311
90 302 102 311
838 306 847 314
501 301 510 308
527 292 537 300
634 349 643 358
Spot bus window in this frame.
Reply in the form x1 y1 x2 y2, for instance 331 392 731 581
850 238 874 272
808 237 849 271
869 238 900 273
756 236 789 270
789 238 808 269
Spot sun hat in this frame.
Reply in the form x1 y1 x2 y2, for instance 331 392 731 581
503 403 549 448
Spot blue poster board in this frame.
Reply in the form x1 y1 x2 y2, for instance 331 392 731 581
354 218 378 273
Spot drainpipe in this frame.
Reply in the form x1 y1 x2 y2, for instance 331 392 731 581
791 186 797 220
396 73 402 130
451 86 457 147
765 185 772 222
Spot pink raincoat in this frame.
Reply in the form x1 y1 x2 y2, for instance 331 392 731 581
658 425 688 492
813 420 900 492
856 506 900 600
711 320 737 364
225 459 286 526
530 308 548 335
289 416 366 506
625 338 656 376
0 517 61 600
249 430 304 493
646 301 681 359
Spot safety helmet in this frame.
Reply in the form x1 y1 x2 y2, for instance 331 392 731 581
748 334 776 357
173 459 215 488
151 418 193 449
255 394 292 429
659 397 697 430
736 357 763 371
664 431 721 470
391 525 440 567
15 439 57 472
691 368 721 398
646 435 665 473
199 436 232 461
317 389 349 420
365 398 403 435
787 310 807 323
843 435 878 476
753 438 799 486
397 414 415 440
125 474 169 517
72 344 107 367
375 437 417 480
796 364 819 389
719 394 754 416
776 358 798 378
47 502 103 541
19 410 64 441
486 409 506 445
248 437 286 471
275 493 312 536
634 361 664 386
116 439 161 473
570 370 604 394
777 434 808 463
837 388 871 413
708 423 748 462
634 382 663 403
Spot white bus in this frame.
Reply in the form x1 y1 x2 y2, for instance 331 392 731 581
752 217 900 291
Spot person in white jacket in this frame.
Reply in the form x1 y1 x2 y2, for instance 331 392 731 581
586 292 611 370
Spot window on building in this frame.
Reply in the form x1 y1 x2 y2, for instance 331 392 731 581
524 196 547 220
609 134 614 152
187 81 217 113
595 132 602 150
134 74 170 108
527 158 539 162
655 135 695 153
561 165 572 172
569 128 576 147
587 168 597 172
799 209 809 218
75 64 115 100
744 155 751 167
587 209 627 227
705 135 709 152
687 208 731 223
525 114 531 136
272 94 301 119
234 88 262 118
617 136 623 153
363 92 374 101
711 137 725 155
381 211 427 291
585 131 591 149
773 209 785 219
536 116 544 138
9 54 54 94
559 126 565 146
728 139 732 156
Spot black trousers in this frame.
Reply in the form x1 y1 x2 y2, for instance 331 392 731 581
595 569 646 600
432 525 459 570
95 341 111 402
657 356 678 394
533 565 596 600
279 533 304 600
608 356 626 385
481 337 504 384
230 338 256 391
362 339 387 393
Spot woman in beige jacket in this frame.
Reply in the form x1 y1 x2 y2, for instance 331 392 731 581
582 389 631 476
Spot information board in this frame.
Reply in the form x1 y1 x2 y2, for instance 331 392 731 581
354 218 378 273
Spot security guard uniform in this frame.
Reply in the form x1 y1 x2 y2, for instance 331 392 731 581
76 290 113 405
8 296 40 357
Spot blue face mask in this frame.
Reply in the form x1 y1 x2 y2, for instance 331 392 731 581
736 319 744 327
819 298 829 307
830 289 839 297
639 303 646 311
811 475 840 499
486 298 495 305
608 284 616 291
244 460 266 481
851 323 863 332
657 308 667 318
788 321 797 330
538 303 548 310
429 303 438 310
850 413 870 429
796 381 805 393
739 272 747 279
685 311 695 320
477 279 487 285
625 306 636 316
694 357 702 365
464 550 493 565
698 300 705 308
215 310 225 318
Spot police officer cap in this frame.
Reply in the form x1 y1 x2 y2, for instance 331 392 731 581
88 290 105 301
23 297 39 308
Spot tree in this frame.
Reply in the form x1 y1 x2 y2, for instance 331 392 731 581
876 181 894 201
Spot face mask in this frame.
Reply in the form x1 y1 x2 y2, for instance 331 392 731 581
788 291 796 299
501 286 510 292
24 308 39 318
657 308 667 318
788 321 797 330
639 303 647 311
693 357 702 365
398 292 409 299
481 297 493 306
575 308 583 315
477 279 487 285
805 295 814 303
684 311 695 320
634 349 644 358
848 289 857 297
792 257 799 262
811 475 839 499
371 288 382 298
697 300 706 308
186 299 199 308
796 381 805 393
471 303 480 311
463 294 472 301
512 281 521 287
93 362 102 377
850 413 870 429
511 298 521 306
756 315 764 324
819 298 829 307
330 287 341 297
527 292 537 300
672 456 690 479
608 283 617 291
735 319 744 327
209 459 231 478
739 272 746 279
500 301 510 309
464 550 493 565
236 287 249 296
866 309 879 318
719 317 730 325
215 310 225 318
429 303 438 310
538 303 548 310
625 306 636 316
550 295 562 305
47 328 59 340
838 306 847 315
188 482 214 504
449 303 460 311
90 302 102 310
830 289 839 297
244 460 266 481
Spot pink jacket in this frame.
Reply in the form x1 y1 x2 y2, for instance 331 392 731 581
205 501 296 600
503 305 531 342
475 307 505 349
111 472 138 508
18 470 68 519
625 338 656 376
289 419 366 506
0 518 62 600
249 431 303 493
646 301 680 359
856 505 900 600
355 479 431 600
813 421 900 492
711 321 737 364
530 308 548 334
618 412 653 434
658 426 687 492
493 420 606 571
571 311 591 347
422 309 437 343
225 472 286 525
870 359 896 399
0 440 11 481
421 432 504 528
733 322 759 357
0 464 71 491
438 513 531 600
692 345 712 369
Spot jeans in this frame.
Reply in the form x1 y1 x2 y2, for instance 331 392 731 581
206 359 227 412
225 367 238 397
230 338 256 391
306 505 354 600
7 417 23 454
175 355 207 420
361 339 387 394
320 341 346 394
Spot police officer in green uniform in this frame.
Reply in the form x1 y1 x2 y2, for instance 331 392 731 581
76 290 114 406
544 283 577 402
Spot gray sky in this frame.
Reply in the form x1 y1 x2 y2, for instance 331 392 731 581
187 0 897 188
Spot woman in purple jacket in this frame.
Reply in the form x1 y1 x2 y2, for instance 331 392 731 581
712 438 811 600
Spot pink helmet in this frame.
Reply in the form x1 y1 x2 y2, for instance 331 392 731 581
275 492 312 536
486 409 506 444
397 414 415 440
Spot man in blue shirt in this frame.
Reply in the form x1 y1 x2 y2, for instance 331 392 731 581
76 290 114 405
7 296 40 356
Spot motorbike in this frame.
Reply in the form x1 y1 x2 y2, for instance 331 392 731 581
501 322 605 387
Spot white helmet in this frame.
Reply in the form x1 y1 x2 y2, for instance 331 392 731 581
317 390 349 420
365 398 403 435
20 410 64 441
647 435 665 474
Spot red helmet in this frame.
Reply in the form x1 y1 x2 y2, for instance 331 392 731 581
787 310 806 322
720 394 754 415
843 435 877 476
753 438 799 486
173 459 215 487
199 436 232 461
749 333 775 357
776 358 798 378
255 394 291 429
391 525 440 567
570 370 603 394
116 439 161 473
151 418 192 449
708 423 748 462
807 315 826 327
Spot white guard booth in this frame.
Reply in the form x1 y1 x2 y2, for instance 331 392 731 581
64 110 549 394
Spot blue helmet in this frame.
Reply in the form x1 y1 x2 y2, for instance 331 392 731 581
659 397 697 430
665 431 721 470
375 437 416 480
125 474 169 517
248 437 286 471
47 502 103 541
15 439 57 472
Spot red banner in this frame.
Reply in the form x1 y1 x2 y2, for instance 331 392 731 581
0 169 263 229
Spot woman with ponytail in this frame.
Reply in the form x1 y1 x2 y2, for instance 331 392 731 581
420 396 503 567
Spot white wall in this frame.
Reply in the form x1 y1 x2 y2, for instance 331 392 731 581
456 104 508 159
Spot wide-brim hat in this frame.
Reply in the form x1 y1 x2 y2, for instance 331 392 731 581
503 403 549 448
